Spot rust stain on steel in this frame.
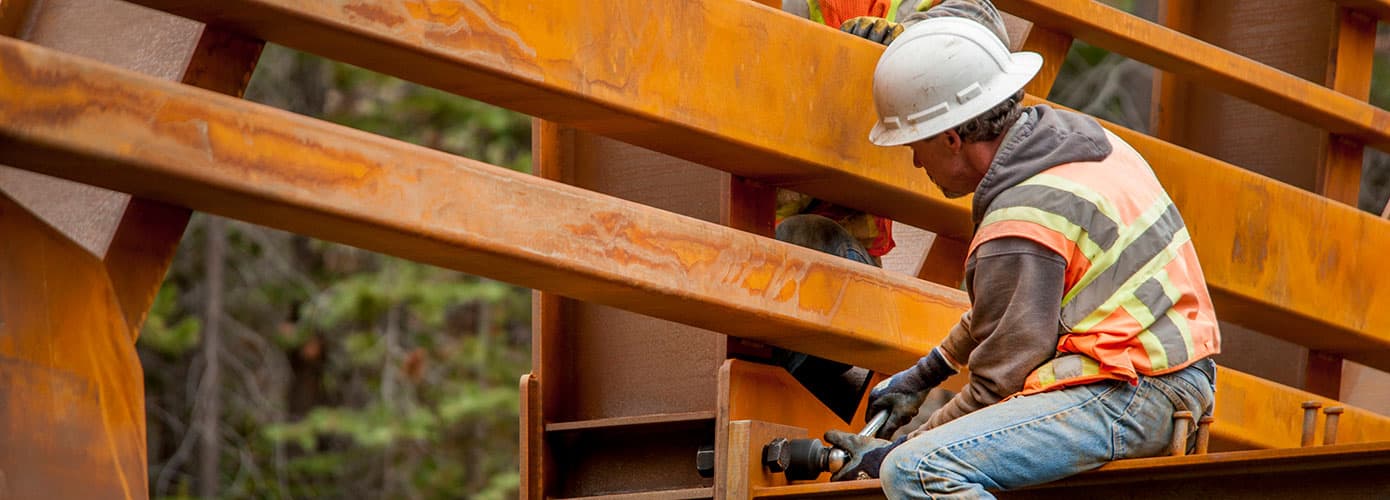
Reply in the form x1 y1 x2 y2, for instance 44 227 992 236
344 1 405 28
1 194 149 500
0 36 956 373
6 37 1390 450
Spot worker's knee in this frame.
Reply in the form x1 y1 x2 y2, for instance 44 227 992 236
775 214 873 265
880 436 980 495
879 443 918 485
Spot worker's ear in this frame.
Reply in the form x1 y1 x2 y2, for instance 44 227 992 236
942 130 963 154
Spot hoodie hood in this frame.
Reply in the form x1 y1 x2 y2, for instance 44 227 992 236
971 105 1112 226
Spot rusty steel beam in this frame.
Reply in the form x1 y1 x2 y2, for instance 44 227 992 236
993 0 1390 150
0 35 959 375
121 0 1390 375
123 0 973 241
5 37 1390 452
750 442 1390 499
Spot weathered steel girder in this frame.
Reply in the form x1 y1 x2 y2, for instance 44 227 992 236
994 0 1390 150
3 37 1390 451
120 0 1390 375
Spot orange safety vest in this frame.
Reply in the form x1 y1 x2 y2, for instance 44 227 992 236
806 0 908 29
970 131 1220 396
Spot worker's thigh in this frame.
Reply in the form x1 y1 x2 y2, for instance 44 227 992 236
881 361 1215 498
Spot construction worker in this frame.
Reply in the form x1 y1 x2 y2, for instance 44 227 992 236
819 15 1222 498
770 0 1012 427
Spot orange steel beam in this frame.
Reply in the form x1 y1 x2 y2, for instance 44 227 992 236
992 0 1390 151
0 35 958 374
4 37 1390 451
120 0 1390 375
123 0 973 241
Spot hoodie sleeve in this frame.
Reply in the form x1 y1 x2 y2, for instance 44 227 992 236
918 237 1066 430
900 0 1009 46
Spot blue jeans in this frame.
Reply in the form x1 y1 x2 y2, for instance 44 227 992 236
775 214 876 266
881 359 1216 499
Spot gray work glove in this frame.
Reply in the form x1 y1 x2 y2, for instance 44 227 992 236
823 430 902 481
867 348 957 439
839 16 905 45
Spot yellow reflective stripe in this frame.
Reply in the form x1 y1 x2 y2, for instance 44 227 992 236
916 0 939 12
1073 227 1192 331
887 0 904 22
1036 361 1057 387
1063 196 1172 309
1022 174 1125 229
807 0 825 24
1153 270 1197 356
1081 356 1101 375
1126 303 1170 371
980 206 1106 260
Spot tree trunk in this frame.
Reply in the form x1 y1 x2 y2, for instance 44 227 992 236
199 216 226 499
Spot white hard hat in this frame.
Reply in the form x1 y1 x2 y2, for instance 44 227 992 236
869 17 1043 146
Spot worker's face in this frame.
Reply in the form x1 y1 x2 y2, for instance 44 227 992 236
907 132 979 199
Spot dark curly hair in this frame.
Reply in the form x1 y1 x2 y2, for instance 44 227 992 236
954 90 1025 143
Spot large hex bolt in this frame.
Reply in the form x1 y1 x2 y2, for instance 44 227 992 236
696 444 716 478
1323 406 1344 446
1170 411 1194 456
1194 416 1215 454
1301 401 1323 447
762 437 790 473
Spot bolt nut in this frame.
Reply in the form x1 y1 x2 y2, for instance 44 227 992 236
763 437 790 473
696 444 716 478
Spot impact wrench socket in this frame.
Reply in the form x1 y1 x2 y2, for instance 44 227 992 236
764 410 890 481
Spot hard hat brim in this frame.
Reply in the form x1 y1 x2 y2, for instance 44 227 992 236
869 51 1045 147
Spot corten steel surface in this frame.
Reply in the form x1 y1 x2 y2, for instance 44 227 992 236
531 126 733 495
123 0 974 242
0 194 149 499
128 0 1390 159
0 3 262 498
7 39 1390 452
123 0 1390 375
992 0 1390 150
0 34 960 371
747 442 1390 499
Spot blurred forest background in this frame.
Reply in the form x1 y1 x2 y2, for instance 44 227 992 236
139 6 1390 500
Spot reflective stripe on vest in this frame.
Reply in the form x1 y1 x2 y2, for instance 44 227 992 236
973 131 1219 394
806 0 906 27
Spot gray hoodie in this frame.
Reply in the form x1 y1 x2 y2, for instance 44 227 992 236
921 105 1113 430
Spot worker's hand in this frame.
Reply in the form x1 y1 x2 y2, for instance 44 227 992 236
823 430 898 481
867 348 958 439
839 16 905 46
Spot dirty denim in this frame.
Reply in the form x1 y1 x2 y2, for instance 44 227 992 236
881 358 1216 499
775 213 876 266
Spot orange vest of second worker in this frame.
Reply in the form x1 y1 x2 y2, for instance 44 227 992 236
969 131 1221 396
805 0 907 28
